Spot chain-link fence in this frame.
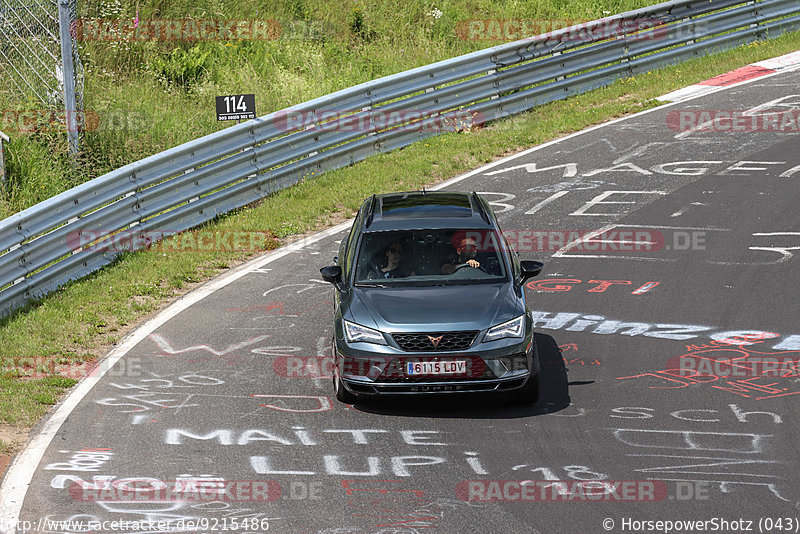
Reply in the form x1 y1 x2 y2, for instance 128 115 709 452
0 0 84 154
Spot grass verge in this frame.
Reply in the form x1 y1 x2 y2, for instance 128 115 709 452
0 0 668 218
1 33 799 464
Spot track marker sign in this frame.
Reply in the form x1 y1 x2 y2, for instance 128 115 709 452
216 94 256 121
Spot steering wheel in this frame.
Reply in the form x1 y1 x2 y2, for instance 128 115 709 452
453 262 487 273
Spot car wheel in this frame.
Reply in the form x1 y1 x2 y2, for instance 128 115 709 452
333 366 358 404
511 373 539 405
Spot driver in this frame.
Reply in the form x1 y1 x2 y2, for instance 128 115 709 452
441 236 480 274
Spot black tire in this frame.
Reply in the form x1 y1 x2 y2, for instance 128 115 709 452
333 367 358 404
511 373 540 405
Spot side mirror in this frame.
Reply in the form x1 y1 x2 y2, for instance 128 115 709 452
320 265 344 288
520 260 543 281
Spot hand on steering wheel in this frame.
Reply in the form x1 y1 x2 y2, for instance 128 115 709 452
453 260 486 273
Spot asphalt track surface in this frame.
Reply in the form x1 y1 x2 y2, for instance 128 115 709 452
3 65 800 534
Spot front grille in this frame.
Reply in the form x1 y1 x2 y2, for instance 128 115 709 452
377 356 494 382
392 331 478 352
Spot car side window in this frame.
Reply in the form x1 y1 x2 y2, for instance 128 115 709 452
342 203 367 280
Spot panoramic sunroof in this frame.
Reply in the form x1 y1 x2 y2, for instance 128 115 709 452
380 193 473 218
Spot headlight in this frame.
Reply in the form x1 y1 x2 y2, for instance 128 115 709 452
484 315 525 342
344 320 386 345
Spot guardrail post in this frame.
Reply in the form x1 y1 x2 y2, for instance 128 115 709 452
0 130 8 190
57 0 79 158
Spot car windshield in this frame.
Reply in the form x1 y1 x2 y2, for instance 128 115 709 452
354 229 508 285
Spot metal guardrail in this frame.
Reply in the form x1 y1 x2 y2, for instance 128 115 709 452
0 0 798 317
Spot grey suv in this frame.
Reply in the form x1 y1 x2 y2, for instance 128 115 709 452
321 191 543 404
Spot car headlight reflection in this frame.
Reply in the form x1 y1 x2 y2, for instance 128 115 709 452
343 320 386 345
484 315 525 342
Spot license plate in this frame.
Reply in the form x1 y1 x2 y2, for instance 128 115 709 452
406 361 467 375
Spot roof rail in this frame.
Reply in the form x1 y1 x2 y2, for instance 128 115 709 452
472 191 490 224
365 194 377 228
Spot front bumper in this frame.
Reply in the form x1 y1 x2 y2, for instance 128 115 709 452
341 372 536 395
333 330 538 397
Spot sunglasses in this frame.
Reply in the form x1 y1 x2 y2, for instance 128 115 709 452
388 247 403 254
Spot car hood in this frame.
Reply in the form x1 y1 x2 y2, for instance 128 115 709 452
348 283 521 332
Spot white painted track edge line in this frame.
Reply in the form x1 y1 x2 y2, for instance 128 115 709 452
0 219 352 528
2 52 798 531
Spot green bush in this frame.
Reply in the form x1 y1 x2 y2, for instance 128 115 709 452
148 45 212 89
348 7 376 42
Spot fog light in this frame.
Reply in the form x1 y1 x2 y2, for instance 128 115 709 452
488 355 528 377
343 357 388 378
342 357 370 376
486 359 509 377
